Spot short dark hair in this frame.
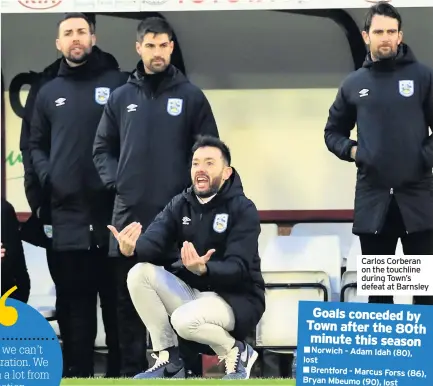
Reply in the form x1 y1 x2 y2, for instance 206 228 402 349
364 2 402 32
192 136 231 166
83 13 96 29
58 12 95 34
136 17 173 43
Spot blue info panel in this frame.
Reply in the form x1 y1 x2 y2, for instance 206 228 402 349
296 301 432 386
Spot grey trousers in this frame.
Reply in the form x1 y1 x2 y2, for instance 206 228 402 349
127 262 236 357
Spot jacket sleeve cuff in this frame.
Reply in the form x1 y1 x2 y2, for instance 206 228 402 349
205 261 220 277
344 140 357 162
117 244 137 258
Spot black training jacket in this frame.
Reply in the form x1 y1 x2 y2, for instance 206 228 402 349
325 44 433 234
93 61 219 256
133 168 265 341
29 51 128 251
20 46 119 218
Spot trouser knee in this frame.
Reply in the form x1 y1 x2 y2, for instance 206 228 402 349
171 307 199 341
127 262 158 292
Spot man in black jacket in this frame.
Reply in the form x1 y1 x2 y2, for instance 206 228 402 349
20 13 104 226
19 15 122 376
1 198 30 304
324 2 433 305
93 17 219 376
29 13 128 377
108 136 265 380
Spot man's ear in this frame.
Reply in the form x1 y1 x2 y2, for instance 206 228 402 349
361 30 370 46
398 30 403 45
223 166 233 181
55 38 61 52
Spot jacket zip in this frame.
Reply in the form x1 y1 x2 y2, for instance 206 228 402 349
198 212 211 290
375 188 393 234
88 224 99 249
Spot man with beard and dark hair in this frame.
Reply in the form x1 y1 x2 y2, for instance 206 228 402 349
324 1 433 305
93 17 219 377
29 12 128 378
19 13 124 377
107 135 265 380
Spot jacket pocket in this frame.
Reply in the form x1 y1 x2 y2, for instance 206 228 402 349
354 145 368 170
354 146 384 185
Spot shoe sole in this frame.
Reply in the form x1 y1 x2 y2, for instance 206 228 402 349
133 367 185 379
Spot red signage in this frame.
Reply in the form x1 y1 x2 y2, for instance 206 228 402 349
18 0 62 9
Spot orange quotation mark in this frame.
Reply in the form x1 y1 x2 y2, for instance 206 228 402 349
0 286 19 327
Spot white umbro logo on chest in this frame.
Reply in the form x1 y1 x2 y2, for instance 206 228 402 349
359 89 369 98
127 104 137 112
55 98 66 106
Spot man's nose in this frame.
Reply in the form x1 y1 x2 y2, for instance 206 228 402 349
196 168 208 176
154 47 164 57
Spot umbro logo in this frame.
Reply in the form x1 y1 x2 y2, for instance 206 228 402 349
359 89 369 98
182 216 191 225
55 98 66 106
127 104 137 112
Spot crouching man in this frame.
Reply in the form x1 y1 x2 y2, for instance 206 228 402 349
108 135 266 380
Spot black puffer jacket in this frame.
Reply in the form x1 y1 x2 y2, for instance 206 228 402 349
325 44 433 234
93 61 219 256
29 50 128 251
134 169 266 341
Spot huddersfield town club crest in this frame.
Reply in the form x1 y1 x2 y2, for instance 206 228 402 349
95 87 110 105
213 214 229 233
167 98 183 116
398 80 414 97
